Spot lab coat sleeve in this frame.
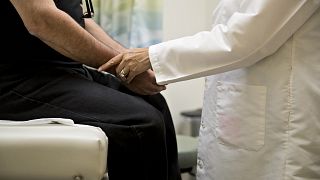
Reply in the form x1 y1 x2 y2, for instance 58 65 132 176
149 0 320 85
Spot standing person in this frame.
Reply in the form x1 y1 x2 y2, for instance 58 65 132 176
0 0 182 180
100 0 320 179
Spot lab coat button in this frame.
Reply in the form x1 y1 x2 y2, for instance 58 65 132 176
198 159 204 169
200 121 205 129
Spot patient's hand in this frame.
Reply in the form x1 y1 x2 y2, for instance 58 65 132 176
124 69 166 95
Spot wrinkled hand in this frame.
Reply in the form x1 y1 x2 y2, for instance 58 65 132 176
98 48 151 83
124 69 166 95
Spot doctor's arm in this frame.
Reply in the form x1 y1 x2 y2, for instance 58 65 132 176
100 0 320 85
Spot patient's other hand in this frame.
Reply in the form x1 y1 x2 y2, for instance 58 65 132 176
124 69 166 95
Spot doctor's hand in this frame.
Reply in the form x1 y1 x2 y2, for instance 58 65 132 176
123 69 166 95
98 48 152 83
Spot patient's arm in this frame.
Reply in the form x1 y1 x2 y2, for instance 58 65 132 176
10 0 121 69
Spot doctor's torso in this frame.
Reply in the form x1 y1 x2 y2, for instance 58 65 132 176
197 1 320 180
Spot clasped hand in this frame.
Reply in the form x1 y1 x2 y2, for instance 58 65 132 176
98 48 166 95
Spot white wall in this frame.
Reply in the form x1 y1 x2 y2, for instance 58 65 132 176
161 0 219 134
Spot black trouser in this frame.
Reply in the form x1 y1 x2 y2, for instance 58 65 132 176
0 65 181 180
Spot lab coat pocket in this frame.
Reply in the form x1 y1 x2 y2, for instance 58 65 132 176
215 81 266 151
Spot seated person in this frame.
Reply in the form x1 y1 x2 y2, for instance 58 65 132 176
0 1 181 180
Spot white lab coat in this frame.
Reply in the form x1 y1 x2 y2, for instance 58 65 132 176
149 0 320 179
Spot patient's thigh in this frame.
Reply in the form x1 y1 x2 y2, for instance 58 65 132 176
0 67 164 128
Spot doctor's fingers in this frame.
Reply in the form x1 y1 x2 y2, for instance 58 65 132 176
123 59 152 83
125 66 148 84
116 55 140 83
98 53 123 72
115 56 128 76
